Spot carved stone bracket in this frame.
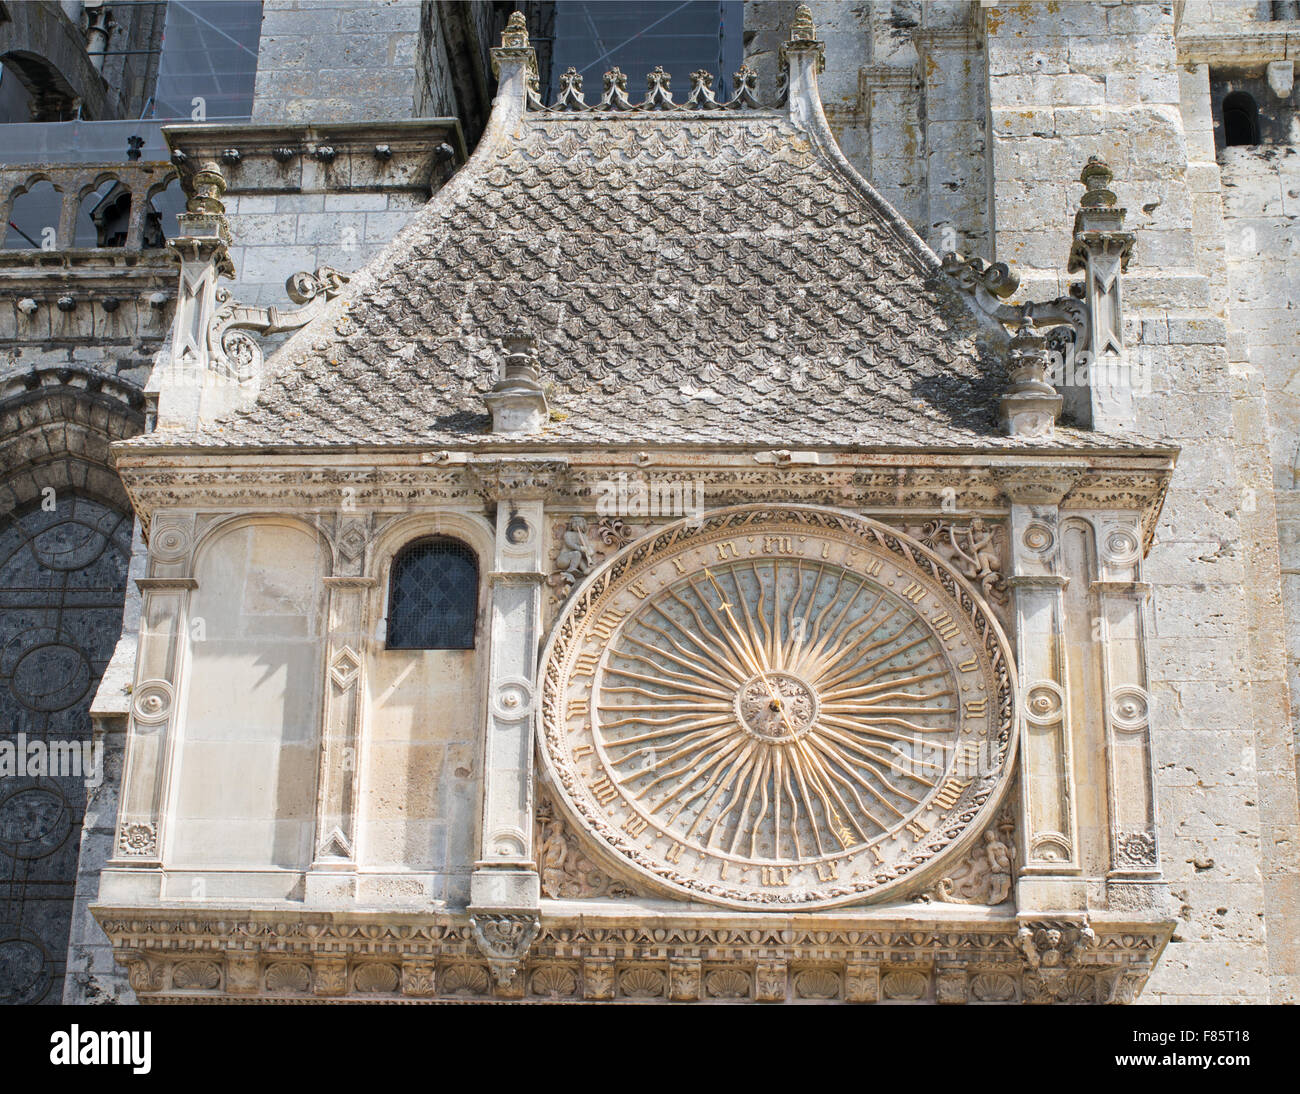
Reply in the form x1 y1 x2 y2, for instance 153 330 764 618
469 912 541 991
1016 918 1103 1004
469 458 569 503
206 266 349 382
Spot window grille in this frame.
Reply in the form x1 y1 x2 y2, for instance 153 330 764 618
387 537 478 650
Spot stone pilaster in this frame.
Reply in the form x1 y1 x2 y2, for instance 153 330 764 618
305 574 375 903
467 458 563 915
1000 472 1086 912
1092 517 1166 913
109 575 196 874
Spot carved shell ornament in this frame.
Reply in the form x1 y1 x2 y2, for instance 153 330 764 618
539 504 1018 909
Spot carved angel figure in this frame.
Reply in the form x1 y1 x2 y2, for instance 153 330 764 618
555 516 594 577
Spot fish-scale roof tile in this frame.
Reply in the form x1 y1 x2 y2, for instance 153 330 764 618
129 106 1157 453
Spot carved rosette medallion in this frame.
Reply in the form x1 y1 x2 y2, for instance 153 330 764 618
539 505 1017 909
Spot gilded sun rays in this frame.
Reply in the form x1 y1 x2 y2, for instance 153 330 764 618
596 559 957 862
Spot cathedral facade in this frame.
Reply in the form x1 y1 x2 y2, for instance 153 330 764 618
0 1 1297 1006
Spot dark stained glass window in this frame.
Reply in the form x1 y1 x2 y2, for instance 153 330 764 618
387 537 478 650
543 1 744 104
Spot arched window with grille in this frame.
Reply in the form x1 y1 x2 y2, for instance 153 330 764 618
386 537 479 649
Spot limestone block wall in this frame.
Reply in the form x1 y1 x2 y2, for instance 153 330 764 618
252 0 428 124
223 187 428 309
1218 144 1300 734
981 1 1299 1005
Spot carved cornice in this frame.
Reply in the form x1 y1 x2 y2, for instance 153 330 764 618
90 904 1173 1004
993 467 1087 507
1176 27 1299 67
109 453 1175 542
163 119 467 197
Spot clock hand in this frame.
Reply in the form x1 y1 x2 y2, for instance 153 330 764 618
702 567 803 741
701 566 765 677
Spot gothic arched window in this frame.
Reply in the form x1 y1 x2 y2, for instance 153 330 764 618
1223 91 1260 146
386 537 479 650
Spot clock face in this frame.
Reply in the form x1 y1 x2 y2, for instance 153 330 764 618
540 505 1016 909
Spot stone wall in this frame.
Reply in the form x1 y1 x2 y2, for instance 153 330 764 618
984 1 1299 1005
252 0 428 124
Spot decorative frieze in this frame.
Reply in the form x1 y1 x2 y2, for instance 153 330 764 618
92 907 1169 1004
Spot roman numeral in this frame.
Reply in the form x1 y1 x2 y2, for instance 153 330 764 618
904 815 932 840
589 775 619 805
588 608 627 641
815 860 840 882
573 743 594 760
901 582 926 603
930 611 960 642
863 558 882 577
573 651 599 677
963 698 987 717
761 865 793 886
568 696 588 719
664 841 685 864
621 815 647 837
628 580 649 600
957 657 978 672
714 541 739 560
933 776 971 809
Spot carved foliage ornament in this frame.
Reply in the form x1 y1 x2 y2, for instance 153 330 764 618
539 505 1018 909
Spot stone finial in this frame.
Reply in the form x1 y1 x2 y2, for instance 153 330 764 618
185 160 227 216
1068 154 1135 388
687 70 718 109
999 328 1061 439
600 68 633 110
485 328 549 434
1079 156 1117 210
557 67 586 110
730 65 761 109
492 9 537 81
781 4 825 74
1069 155 1133 275
790 3 816 42
645 66 674 109
501 10 529 48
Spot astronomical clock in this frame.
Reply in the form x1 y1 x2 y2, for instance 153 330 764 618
540 505 1018 908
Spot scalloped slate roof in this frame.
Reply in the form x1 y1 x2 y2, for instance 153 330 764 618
134 109 1143 451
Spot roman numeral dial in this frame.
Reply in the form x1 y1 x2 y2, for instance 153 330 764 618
539 506 1016 910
